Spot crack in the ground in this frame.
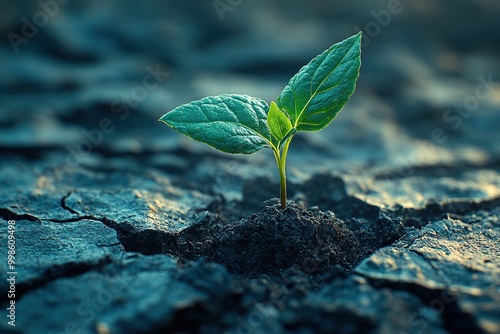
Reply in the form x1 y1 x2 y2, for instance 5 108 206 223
0 202 179 258
0 254 116 306
0 208 40 222
51 196 131 241
60 191 80 215
0 206 129 305
49 215 129 242
47 214 179 257
0 209 126 304
357 273 483 334
393 196 500 228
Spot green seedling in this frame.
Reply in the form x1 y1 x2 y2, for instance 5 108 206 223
160 33 362 210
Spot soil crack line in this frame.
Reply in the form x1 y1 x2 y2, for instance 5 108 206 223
0 208 40 222
60 191 80 215
0 255 116 306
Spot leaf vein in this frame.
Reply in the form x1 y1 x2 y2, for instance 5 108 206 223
296 41 357 125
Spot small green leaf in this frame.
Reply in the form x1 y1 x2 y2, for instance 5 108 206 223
267 101 292 142
159 94 271 154
277 32 362 132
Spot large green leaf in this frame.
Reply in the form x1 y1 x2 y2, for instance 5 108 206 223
277 33 362 132
159 94 271 154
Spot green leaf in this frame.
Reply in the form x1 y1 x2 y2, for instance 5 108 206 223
277 32 362 132
267 101 292 142
159 94 271 154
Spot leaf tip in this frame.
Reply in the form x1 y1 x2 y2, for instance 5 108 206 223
158 112 172 125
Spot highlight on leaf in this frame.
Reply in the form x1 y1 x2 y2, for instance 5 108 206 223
159 94 271 154
277 32 361 132
267 101 292 143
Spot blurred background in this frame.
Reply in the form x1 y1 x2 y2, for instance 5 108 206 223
1 0 499 206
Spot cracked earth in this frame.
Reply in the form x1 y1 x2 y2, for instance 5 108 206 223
1 0 500 333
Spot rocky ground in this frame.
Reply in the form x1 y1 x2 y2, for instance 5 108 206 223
0 0 499 333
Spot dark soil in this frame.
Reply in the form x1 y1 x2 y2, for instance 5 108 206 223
212 199 405 276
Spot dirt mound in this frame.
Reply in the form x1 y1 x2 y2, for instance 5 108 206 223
212 199 405 276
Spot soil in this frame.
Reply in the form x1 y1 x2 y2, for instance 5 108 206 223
1 1 499 333
212 200 405 276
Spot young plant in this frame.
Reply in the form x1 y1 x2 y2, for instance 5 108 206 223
160 33 362 210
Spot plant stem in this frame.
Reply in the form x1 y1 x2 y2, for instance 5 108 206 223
278 137 293 210
279 157 287 210
271 136 293 210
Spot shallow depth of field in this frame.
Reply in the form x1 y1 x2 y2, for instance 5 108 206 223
0 0 499 333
